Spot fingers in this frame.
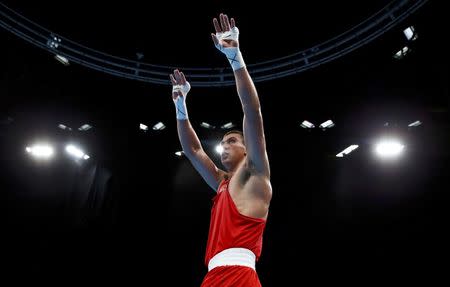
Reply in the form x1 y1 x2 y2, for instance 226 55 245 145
170 70 187 100
211 33 219 46
170 72 178 100
174 69 182 83
213 18 221 33
169 74 177 85
223 14 231 31
214 13 234 33
219 13 227 31
218 13 232 31
180 71 186 85
170 69 188 88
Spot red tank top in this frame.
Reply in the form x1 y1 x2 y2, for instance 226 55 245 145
204 179 267 266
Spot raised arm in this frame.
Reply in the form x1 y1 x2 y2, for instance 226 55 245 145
211 14 270 178
170 69 226 190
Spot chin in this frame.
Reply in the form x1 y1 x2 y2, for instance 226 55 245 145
221 158 232 167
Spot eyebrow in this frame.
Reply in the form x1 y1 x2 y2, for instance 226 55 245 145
220 136 237 145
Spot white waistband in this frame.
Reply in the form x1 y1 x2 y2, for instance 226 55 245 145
208 248 256 272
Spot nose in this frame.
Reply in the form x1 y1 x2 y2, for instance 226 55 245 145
222 144 231 151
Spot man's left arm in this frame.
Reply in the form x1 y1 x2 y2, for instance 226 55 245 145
211 13 270 177
235 68 270 178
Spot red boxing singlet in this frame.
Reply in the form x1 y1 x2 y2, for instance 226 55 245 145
204 179 267 266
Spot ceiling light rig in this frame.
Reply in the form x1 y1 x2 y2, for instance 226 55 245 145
0 0 429 86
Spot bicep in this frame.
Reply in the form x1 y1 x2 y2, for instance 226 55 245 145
243 112 270 177
186 149 226 191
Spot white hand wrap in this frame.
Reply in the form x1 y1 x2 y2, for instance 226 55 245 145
172 82 191 120
214 27 246 71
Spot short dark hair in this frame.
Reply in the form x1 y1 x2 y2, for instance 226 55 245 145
223 130 244 143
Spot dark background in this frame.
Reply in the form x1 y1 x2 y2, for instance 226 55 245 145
1 0 448 285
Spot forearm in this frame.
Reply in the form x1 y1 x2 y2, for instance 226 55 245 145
170 71 201 156
177 119 202 156
234 67 261 117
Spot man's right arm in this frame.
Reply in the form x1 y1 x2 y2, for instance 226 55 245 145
177 119 226 191
170 69 225 191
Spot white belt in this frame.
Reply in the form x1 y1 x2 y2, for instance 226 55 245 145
208 248 256 272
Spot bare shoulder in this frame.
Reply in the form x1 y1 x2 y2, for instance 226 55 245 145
219 169 230 181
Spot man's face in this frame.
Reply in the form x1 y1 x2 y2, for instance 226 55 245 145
220 133 246 165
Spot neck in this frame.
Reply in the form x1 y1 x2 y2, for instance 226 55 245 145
225 160 244 178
